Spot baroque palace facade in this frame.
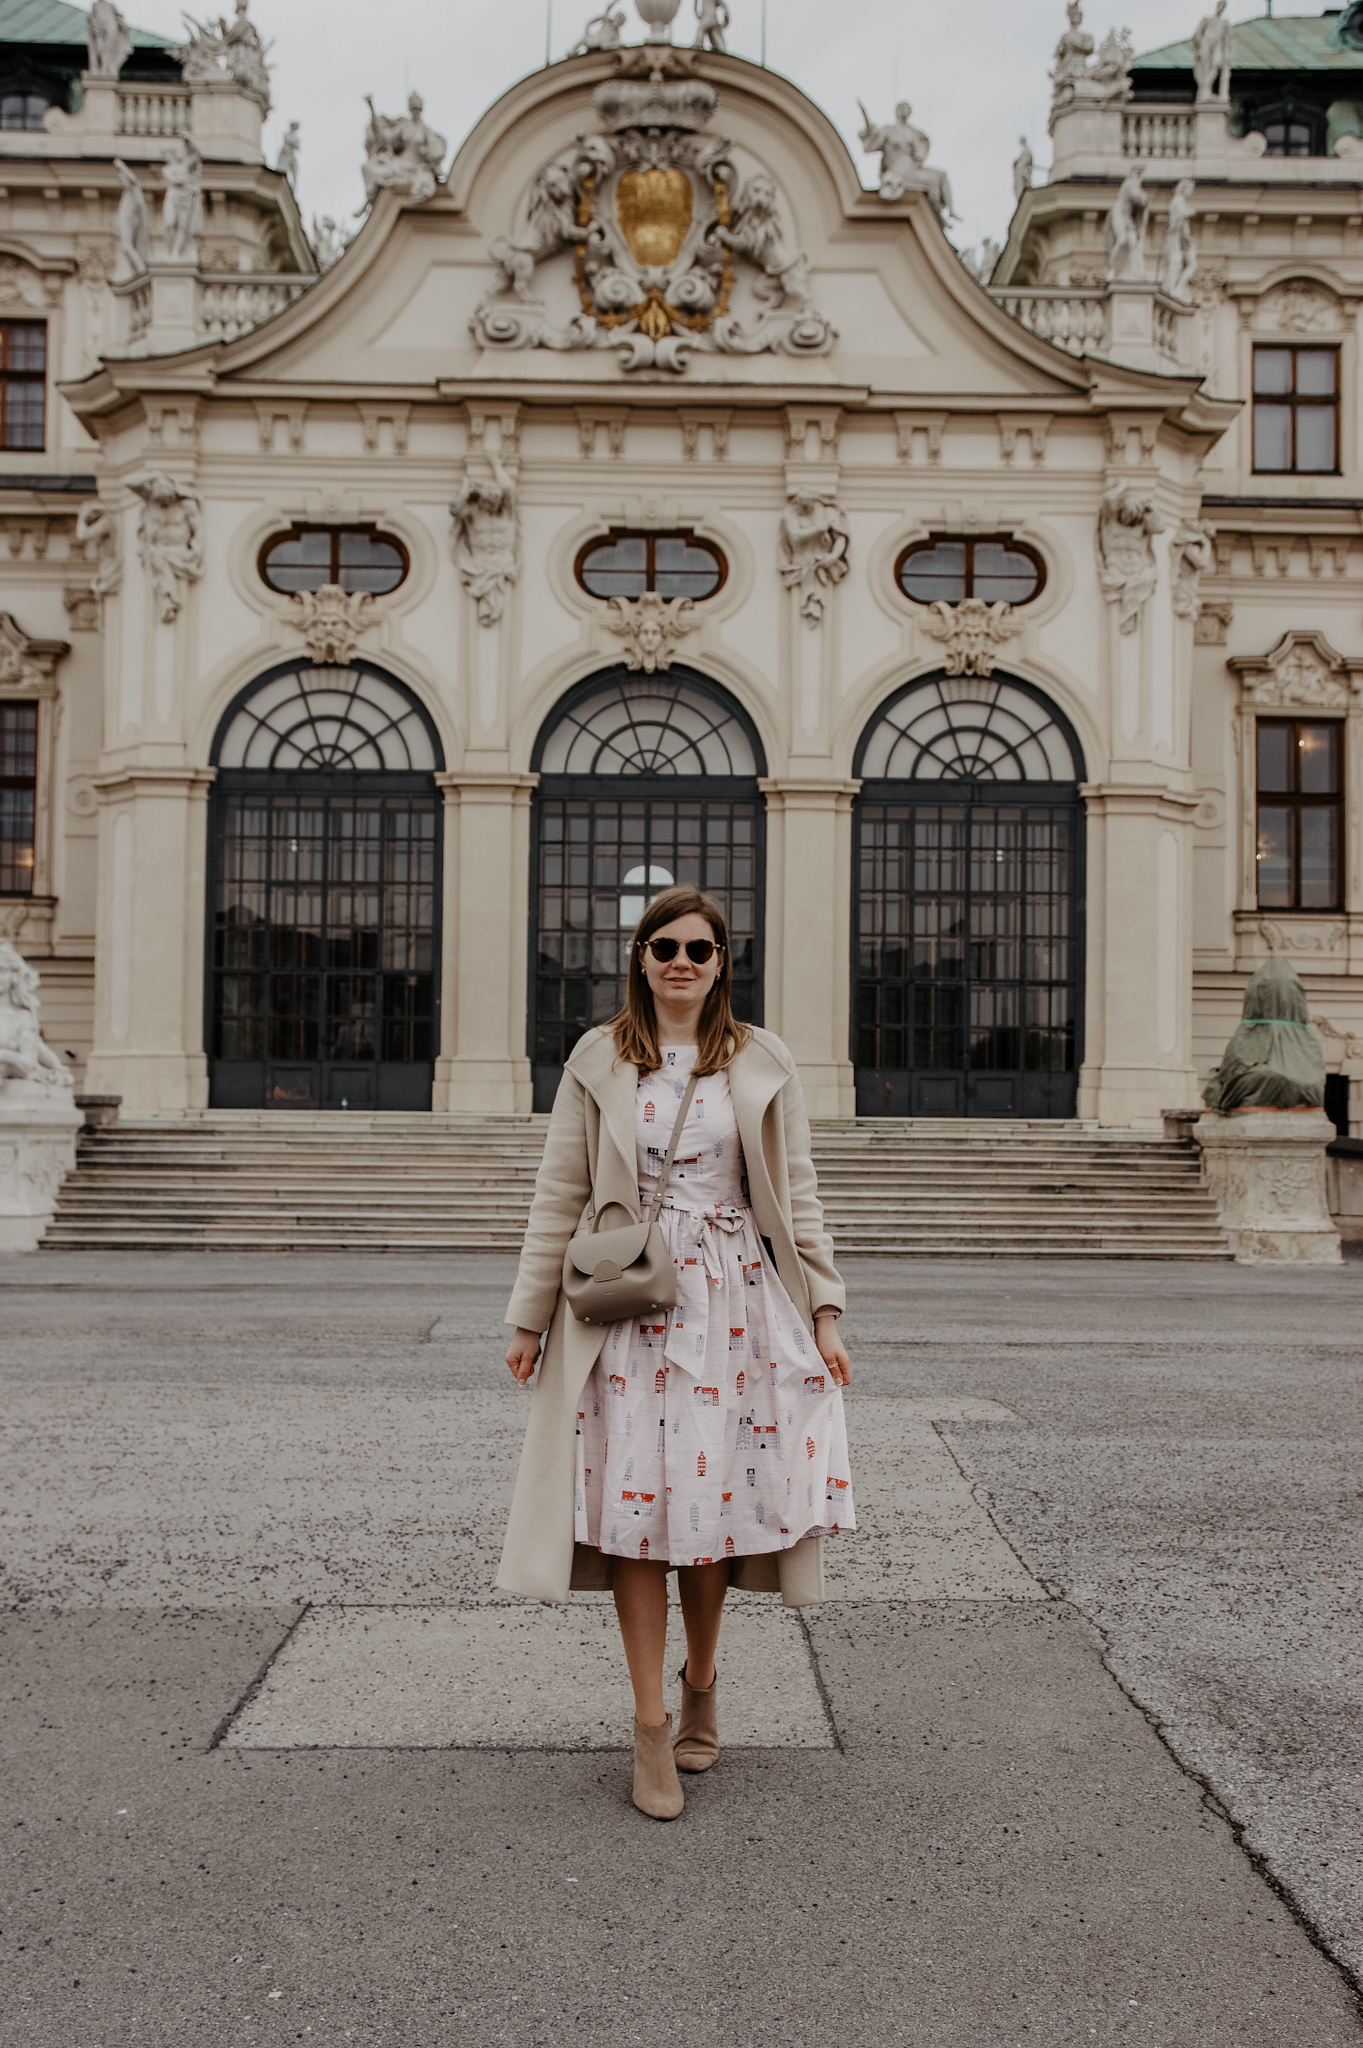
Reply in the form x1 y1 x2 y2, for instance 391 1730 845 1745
1 0 1361 1132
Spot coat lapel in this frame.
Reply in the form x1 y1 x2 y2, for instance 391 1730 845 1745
568 1029 640 1210
728 1034 789 1198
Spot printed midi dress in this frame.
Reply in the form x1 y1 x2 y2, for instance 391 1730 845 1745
574 1044 856 1567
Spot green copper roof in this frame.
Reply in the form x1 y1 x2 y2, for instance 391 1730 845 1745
0 0 175 49
1135 13 1363 72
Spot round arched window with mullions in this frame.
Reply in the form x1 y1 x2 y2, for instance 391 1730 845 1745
896 535 1045 609
576 530 727 603
259 525 409 598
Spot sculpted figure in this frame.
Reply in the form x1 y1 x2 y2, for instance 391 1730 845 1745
219 0 271 113
0 942 74 1094
569 6 626 52
716 171 815 305
162 137 204 261
75 501 122 598
361 92 447 209
113 159 151 278
130 473 205 624
1091 26 1134 92
1171 518 1215 619
694 0 729 51
963 238 1001 284
1192 0 1233 104
312 215 351 269
1202 958 1326 1113
87 0 134 78
779 490 850 625
1051 1 1132 107
1013 137 1034 203
1157 178 1197 301
450 455 521 627
276 120 300 185
1051 0 1095 92
1104 162 1148 281
605 591 697 673
1096 486 1163 635
858 100 956 219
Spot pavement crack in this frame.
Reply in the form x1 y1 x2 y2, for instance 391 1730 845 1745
206 1601 312 1752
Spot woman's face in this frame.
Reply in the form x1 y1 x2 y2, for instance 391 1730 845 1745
639 910 723 1011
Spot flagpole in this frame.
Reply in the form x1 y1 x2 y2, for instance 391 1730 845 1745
761 0 767 64
545 0 553 65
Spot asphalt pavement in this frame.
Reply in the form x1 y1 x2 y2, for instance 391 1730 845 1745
2 1251 1359 2047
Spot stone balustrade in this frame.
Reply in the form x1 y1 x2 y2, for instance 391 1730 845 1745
1045 96 1363 184
1120 107 1196 161
990 281 1189 372
990 288 1107 356
113 263 313 353
115 86 194 140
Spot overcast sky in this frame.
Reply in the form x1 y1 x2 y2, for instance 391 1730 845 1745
125 0 1214 255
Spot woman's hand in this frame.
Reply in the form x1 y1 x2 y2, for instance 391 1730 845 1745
505 1328 543 1385
814 1312 851 1387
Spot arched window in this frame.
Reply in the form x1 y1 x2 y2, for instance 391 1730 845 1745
852 674 1084 1121
856 676 1080 783
207 662 442 1115
215 664 439 772
529 667 765 1106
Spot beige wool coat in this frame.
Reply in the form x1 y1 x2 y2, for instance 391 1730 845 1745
496 1024 846 1607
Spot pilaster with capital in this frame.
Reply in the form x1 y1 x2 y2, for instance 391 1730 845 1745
759 775 859 1119
431 771 537 1112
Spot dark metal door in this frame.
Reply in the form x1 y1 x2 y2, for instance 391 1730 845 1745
529 785 763 1111
208 773 440 1111
854 790 1082 1118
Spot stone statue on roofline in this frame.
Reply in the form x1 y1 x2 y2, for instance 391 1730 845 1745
1013 137 1034 203
1192 0 1233 105
1105 162 1149 281
361 93 447 210
1202 958 1327 1113
570 6 626 53
113 159 151 279
1157 178 1197 301
179 0 273 116
858 100 956 221
161 136 204 261
694 0 729 51
276 121 300 185
87 0 134 79
1050 1 1133 112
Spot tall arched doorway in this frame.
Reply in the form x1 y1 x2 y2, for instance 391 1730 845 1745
852 674 1085 1119
206 660 443 1111
529 666 765 1110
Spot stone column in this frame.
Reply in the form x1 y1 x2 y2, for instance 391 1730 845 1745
1196 1109 1342 1263
83 767 215 1116
759 777 859 1120
432 771 537 1114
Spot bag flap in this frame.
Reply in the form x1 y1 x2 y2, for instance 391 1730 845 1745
565 1219 652 1280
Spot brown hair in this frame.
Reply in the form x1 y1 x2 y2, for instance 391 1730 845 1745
610 885 752 1077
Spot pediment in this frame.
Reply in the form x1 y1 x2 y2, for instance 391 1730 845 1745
209 51 1100 403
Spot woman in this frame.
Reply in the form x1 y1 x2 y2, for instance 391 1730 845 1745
499 885 855 1820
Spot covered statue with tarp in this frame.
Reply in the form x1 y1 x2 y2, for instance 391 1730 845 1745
1201 956 1326 1114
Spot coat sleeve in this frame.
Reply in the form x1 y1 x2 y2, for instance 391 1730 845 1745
780 1069 845 1316
505 1067 592 1333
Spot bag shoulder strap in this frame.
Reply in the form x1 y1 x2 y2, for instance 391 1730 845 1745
645 1068 700 1226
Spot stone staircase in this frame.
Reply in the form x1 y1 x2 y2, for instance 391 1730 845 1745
40 1113 1231 1258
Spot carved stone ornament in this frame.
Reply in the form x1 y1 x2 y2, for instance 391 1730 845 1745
0 940 74 1095
1050 1 1133 114
129 473 204 625
857 101 955 220
604 589 697 670
1096 486 1163 635
1254 280 1340 334
290 585 375 665
1314 1014 1363 1063
1258 917 1348 957
470 72 835 374
1228 630 1363 711
779 489 849 625
0 612 65 696
1171 518 1215 620
922 598 1017 678
449 456 521 626
1194 600 1232 646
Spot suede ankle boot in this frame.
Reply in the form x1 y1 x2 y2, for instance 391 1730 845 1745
632 1714 685 1820
673 1662 720 1773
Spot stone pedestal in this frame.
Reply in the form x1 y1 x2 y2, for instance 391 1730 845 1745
1195 1110 1342 1264
0 1087 81 1252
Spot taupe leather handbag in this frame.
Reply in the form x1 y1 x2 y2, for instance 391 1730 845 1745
562 1070 700 1326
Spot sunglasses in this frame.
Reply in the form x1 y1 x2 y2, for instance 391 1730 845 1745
641 937 723 966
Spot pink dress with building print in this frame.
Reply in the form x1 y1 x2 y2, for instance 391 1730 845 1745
574 1044 857 1566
